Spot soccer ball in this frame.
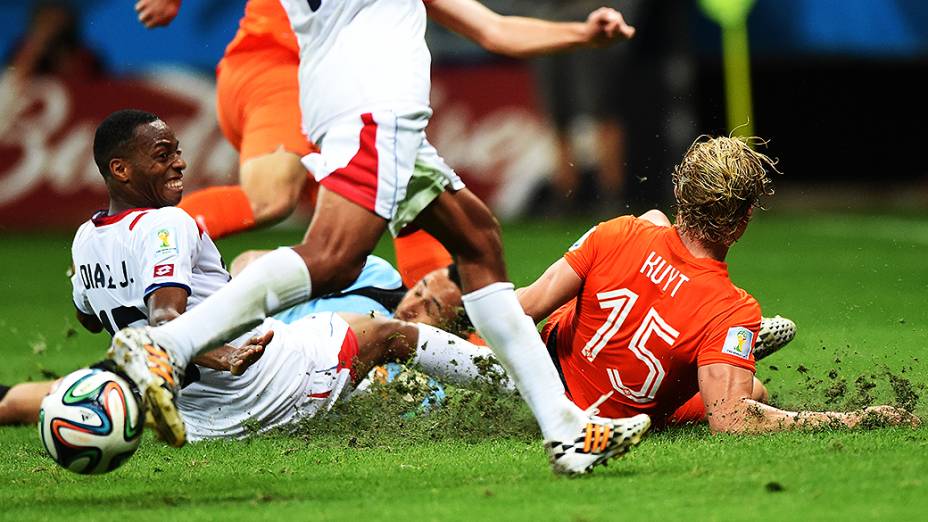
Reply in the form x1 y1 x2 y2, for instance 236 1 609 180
38 368 144 474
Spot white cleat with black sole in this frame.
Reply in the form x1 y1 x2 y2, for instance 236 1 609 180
546 413 651 476
755 315 797 361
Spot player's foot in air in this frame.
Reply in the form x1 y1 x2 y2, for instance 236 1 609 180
545 410 651 476
107 327 186 447
754 315 797 361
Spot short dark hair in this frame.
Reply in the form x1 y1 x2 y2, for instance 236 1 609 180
93 109 160 177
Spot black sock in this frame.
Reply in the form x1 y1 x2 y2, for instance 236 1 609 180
0 384 10 402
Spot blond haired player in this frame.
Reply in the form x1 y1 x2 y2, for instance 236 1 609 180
114 0 648 475
520 136 918 433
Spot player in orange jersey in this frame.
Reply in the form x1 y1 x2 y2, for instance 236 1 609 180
518 136 918 433
135 0 637 287
135 0 451 286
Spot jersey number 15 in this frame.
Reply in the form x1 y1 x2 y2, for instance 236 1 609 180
582 288 679 404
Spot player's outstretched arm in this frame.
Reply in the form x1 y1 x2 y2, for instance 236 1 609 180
135 0 181 29
517 258 582 323
427 0 635 58
698 363 920 433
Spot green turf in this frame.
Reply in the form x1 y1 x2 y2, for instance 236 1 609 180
1 212 926 520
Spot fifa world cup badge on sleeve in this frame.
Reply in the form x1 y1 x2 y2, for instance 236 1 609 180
722 327 755 359
154 227 178 256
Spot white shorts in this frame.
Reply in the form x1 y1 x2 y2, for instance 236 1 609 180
301 110 465 235
179 313 359 441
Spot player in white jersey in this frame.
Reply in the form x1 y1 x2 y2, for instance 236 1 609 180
41 109 512 442
109 3 650 474
71 206 227 336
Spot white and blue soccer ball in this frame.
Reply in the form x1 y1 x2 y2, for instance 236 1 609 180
38 368 144 474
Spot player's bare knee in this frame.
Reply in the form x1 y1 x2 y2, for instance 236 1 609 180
251 193 299 225
241 151 305 224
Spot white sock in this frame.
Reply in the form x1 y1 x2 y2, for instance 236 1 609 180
413 324 515 391
151 248 311 368
462 282 579 439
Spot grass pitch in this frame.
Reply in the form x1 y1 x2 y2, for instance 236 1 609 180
1 212 926 521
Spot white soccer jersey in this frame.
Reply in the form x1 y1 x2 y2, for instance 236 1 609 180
70 207 229 334
278 0 433 141
69 207 353 441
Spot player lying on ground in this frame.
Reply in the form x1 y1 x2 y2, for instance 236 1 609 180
0 257 477 434
112 1 647 475
518 136 919 433
136 0 638 287
0 110 506 439
230 241 801 428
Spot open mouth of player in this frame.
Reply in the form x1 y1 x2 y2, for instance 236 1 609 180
165 178 183 192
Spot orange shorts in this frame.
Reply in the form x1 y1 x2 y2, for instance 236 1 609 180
216 45 316 163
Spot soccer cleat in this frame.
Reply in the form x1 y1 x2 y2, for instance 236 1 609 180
754 315 797 361
107 327 186 448
546 413 651 476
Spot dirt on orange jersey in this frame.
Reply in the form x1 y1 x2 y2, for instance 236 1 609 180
543 216 761 427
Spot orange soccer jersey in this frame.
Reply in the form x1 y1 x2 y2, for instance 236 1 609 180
216 0 308 162
543 216 761 427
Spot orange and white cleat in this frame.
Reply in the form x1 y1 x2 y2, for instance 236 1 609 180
545 413 651 476
107 327 186 447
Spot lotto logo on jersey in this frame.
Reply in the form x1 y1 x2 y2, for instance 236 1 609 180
155 227 178 255
153 264 175 278
721 327 755 359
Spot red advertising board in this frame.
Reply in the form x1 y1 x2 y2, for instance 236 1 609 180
0 65 553 230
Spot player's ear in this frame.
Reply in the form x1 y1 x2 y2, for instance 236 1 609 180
109 158 130 182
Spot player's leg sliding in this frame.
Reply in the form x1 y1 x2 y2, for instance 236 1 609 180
462 283 650 474
109 247 311 446
152 247 310 366
754 315 797 360
412 323 514 390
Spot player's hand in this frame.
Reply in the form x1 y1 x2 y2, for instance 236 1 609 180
135 0 181 29
229 330 274 376
584 7 635 47
844 405 920 429
861 405 921 428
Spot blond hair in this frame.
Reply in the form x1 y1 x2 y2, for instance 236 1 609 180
672 135 779 246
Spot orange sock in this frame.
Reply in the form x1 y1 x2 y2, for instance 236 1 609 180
393 229 453 288
178 186 256 240
667 393 707 425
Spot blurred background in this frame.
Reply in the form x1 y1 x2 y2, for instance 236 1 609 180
0 0 926 230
